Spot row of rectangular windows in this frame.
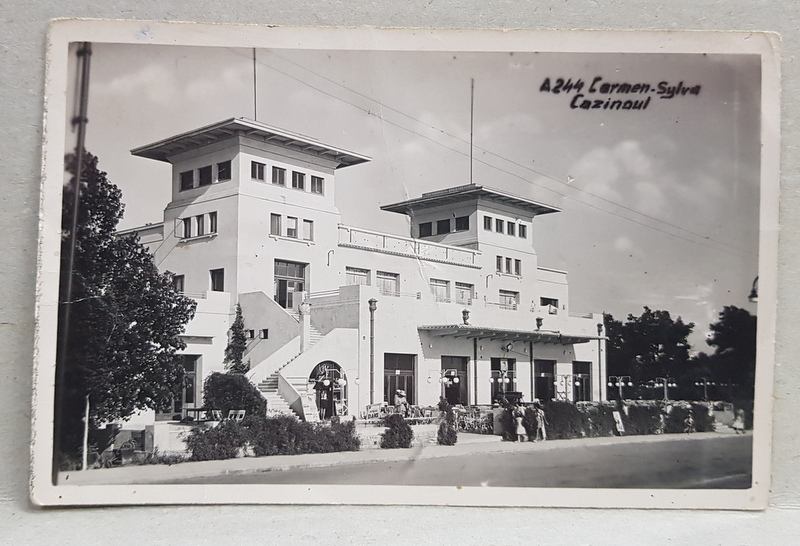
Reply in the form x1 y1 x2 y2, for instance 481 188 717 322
180 161 231 191
270 213 314 241
172 268 225 293
180 211 218 239
252 161 324 194
484 215 527 238
418 216 469 238
496 255 523 276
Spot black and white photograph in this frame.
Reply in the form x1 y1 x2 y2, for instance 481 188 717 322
32 22 779 508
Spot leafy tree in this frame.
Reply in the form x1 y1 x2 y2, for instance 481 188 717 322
702 306 757 399
604 307 695 398
224 303 249 374
202 372 267 416
55 152 196 463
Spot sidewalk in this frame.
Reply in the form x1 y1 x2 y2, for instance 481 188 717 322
58 430 740 486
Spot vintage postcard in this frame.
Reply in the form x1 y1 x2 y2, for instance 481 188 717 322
32 21 780 508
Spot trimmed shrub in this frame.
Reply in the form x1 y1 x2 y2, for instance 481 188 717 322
543 400 586 440
248 414 306 456
186 420 248 461
583 404 617 438
664 405 690 433
437 400 458 446
203 372 267 417
690 403 715 432
380 414 414 449
621 405 662 436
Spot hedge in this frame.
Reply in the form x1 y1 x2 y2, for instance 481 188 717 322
380 414 414 449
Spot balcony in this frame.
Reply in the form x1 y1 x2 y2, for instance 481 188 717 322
338 224 481 268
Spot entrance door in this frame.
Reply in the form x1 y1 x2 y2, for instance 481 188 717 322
274 260 307 309
384 353 416 405
534 359 556 402
441 356 469 406
310 361 347 419
490 357 516 403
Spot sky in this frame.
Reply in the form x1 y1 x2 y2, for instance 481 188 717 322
66 42 762 350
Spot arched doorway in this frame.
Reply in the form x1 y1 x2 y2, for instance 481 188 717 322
309 361 348 420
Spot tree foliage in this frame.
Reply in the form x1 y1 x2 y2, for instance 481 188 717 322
202 372 267 416
55 152 196 459
604 307 695 397
224 303 249 374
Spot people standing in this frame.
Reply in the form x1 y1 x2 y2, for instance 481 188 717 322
394 389 409 417
514 405 527 442
534 402 547 442
732 408 746 434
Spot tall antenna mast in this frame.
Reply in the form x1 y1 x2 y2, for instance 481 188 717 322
253 48 258 120
470 78 475 185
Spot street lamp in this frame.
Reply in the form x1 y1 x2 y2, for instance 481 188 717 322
429 368 461 398
607 375 633 399
489 369 514 402
694 377 715 401
653 377 678 401
555 374 581 401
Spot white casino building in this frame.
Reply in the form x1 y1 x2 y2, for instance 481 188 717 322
121 117 607 429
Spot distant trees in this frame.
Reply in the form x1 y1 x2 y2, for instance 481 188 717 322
55 152 196 463
694 306 757 399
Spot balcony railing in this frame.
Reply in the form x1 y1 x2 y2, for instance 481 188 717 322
338 224 480 268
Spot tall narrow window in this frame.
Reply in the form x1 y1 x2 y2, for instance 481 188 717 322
272 166 285 185
437 219 451 235
514 259 522 276
182 218 192 239
172 274 185 293
507 223 516 236
496 255 503 272
302 219 314 241
270 214 281 236
346 267 370 286
311 176 324 194
208 211 218 233
519 224 528 239
252 161 266 181
495 219 505 233
419 222 432 238
286 217 298 238
210 269 225 292
291 171 305 190
455 282 474 305
429 279 450 302
455 216 469 231
180 171 194 191
198 165 213 187
505 257 512 273
196 214 205 236
484 216 493 231
377 271 400 296
217 160 231 181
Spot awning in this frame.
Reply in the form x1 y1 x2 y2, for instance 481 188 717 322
418 324 600 345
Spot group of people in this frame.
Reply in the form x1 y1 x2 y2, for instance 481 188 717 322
513 402 547 442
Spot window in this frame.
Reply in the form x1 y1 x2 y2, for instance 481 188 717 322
292 171 305 190
181 218 192 239
303 220 314 241
209 212 218 233
518 224 527 239
455 215 469 231
246 329 255 340
196 214 205 236
252 161 266 180
172 274 185 293
496 255 503 272
495 218 504 233
270 214 281 236
286 217 298 238
573 361 592 402
430 279 450 302
505 257 512 273
541 297 559 314
198 165 213 187
346 267 370 286
491 357 517 403
507 223 516 236
419 222 432 238
455 282 474 305
499 290 519 310
217 160 231 181
311 176 324 194
259 329 269 339
484 216 493 231
272 166 285 185
514 259 522 276
377 271 400 296
210 269 225 292
534 359 556 402
437 219 451 235
180 171 194 191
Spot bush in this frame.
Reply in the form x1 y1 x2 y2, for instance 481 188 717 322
622 405 662 436
583 404 617 437
543 400 586 440
186 420 248 461
437 400 458 446
247 415 361 456
664 405 690 434
203 372 267 417
498 406 517 441
690 403 715 432
380 414 414 449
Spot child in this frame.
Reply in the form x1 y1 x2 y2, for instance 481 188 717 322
514 406 527 442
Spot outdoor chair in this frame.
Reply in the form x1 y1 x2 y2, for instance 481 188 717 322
228 409 246 422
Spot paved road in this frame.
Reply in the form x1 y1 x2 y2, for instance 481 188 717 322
172 434 752 489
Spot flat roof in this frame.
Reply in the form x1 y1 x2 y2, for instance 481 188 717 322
419 324 596 345
380 184 560 217
131 117 371 168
